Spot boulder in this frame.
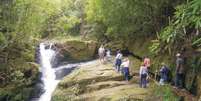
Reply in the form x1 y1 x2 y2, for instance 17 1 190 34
55 40 97 64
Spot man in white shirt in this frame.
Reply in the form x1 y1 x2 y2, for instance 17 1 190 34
121 57 130 81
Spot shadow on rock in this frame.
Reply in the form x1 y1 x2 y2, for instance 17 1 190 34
29 72 45 101
55 66 77 80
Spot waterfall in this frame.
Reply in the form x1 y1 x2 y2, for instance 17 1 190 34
38 43 60 101
31 43 83 101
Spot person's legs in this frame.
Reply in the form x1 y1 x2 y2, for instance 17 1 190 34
117 65 120 72
164 75 168 83
99 54 104 63
102 54 105 63
141 74 147 88
177 73 185 88
143 74 147 88
180 73 185 89
175 73 180 87
125 72 129 81
117 59 121 72
127 68 130 79
99 54 102 62
102 54 105 62
142 76 145 88
140 75 143 87
142 76 145 87
121 67 124 74
115 59 118 70
124 67 129 81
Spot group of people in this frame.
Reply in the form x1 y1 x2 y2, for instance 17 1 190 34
156 53 185 89
98 45 112 63
114 50 130 82
98 45 186 89
114 50 151 88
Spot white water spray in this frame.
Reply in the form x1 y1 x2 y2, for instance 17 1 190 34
38 43 60 101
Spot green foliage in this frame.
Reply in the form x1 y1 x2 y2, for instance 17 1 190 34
150 0 201 55
52 84 80 101
149 39 160 54
0 32 7 49
10 70 25 85
0 87 34 101
0 0 70 100
192 37 201 48
153 85 179 101
86 0 175 41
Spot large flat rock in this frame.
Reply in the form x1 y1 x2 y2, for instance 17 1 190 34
52 60 150 101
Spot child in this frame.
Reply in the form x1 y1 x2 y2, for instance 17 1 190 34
139 63 148 88
106 49 112 62
115 50 123 72
121 57 130 81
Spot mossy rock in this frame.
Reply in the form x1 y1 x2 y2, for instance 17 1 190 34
53 60 150 101
56 40 97 62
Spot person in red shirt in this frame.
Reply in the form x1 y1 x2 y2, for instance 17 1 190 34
143 56 150 68
143 56 151 81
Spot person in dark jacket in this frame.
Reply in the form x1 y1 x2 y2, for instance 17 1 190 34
175 53 185 89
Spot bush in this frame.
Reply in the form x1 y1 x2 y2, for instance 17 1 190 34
152 85 179 101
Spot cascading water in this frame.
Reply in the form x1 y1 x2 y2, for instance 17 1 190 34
32 43 84 101
38 43 60 101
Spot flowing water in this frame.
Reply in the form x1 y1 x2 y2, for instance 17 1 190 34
38 43 60 101
35 43 93 101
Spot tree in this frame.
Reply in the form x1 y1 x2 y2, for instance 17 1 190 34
150 0 201 55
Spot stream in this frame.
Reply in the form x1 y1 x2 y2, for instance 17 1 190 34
38 43 60 101
30 43 80 101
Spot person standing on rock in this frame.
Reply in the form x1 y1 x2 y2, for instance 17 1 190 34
115 50 123 72
98 45 105 63
121 57 130 82
139 63 148 88
175 53 185 89
143 56 151 84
